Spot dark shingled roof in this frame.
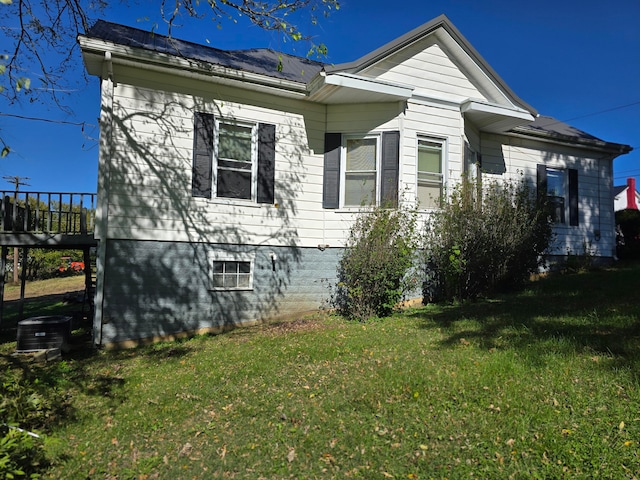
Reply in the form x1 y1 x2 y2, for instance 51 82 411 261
524 116 603 142
85 20 325 83
614 185 628 196
515 115 632 153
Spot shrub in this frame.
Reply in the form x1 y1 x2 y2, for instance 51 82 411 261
334 204 420 321
615 209 640 260
0 367 68 479
0 426 47 479
423 175 553 302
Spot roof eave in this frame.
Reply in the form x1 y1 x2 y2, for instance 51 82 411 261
510 125 634 156
307 71 414 104
78 35 309 98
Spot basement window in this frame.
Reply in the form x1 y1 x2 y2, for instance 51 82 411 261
209 252 254 290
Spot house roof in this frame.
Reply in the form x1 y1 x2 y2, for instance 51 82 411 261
79 18 633 155
83 20 325 83
614 185 628 196
511 116 633 154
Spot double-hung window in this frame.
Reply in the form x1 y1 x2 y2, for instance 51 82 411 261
546 168 566 224
322 131 400 209
537 165 579 226
192 112 276 204
417 138 444 209
344 136 379 207
216 122 256 200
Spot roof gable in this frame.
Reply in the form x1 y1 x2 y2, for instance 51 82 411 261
326 14 536 115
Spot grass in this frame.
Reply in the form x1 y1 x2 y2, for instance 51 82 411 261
3 275 86 302
2 265 640 478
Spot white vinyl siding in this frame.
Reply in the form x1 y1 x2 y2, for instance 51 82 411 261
480 132 615 257
363 40 483 101
97 36 615 260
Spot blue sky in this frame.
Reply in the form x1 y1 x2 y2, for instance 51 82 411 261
1 0 638 193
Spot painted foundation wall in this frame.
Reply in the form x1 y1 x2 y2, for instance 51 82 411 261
99 240 341 345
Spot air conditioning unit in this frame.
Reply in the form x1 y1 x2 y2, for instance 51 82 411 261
16 316 72 353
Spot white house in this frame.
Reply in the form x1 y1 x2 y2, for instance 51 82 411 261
614 178 640 211
79 15 632 347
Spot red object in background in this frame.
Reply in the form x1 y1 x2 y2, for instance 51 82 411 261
59 257 84 272
627 178 638 210
70 261 84 271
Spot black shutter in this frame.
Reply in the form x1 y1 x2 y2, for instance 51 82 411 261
381 131 400 207
536 164 547 203
568 168 579 226
192 112 214 198
257 123 276 204
323 133 342 209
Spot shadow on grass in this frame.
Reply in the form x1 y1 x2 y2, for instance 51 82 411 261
409 263 640 370
0 292 89 346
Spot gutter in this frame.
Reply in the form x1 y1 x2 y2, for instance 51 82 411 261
78 36 309 99
510 125 633 156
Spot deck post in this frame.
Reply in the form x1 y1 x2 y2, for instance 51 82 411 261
18 247 28 321
0 246 6 327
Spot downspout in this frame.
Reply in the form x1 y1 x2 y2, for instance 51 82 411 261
92 51 114 347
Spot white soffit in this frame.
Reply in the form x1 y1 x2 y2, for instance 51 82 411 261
461 99 534 133
307 72 414 104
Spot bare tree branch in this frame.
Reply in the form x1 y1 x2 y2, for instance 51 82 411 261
0 0 338 154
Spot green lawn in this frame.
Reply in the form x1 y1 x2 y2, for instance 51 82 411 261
2 265 640 478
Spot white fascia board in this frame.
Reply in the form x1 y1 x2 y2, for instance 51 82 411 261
308 71 414 102
461 99 534 121
79 36 308 99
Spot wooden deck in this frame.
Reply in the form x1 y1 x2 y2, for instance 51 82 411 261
0 191 98 329
0 191 97 247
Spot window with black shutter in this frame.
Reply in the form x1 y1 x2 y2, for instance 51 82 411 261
192 112 275 204
537 165 579 226
322 131 399 208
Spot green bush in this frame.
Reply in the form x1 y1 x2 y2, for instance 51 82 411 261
423 175 553 302
334 204 420 321
0 367 67 478
615 209 640 260
0 426 47 479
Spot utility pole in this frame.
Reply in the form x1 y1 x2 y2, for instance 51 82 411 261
3 176 30 284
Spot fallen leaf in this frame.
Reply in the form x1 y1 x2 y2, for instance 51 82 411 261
287 448 296 463
179 443 192 457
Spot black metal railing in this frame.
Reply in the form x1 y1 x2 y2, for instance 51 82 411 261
1 191 96 235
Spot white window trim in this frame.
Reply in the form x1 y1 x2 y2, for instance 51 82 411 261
340 133 381 208
464 141 479 180
208 251 255 291
416 135 447 211
213 119 258 202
